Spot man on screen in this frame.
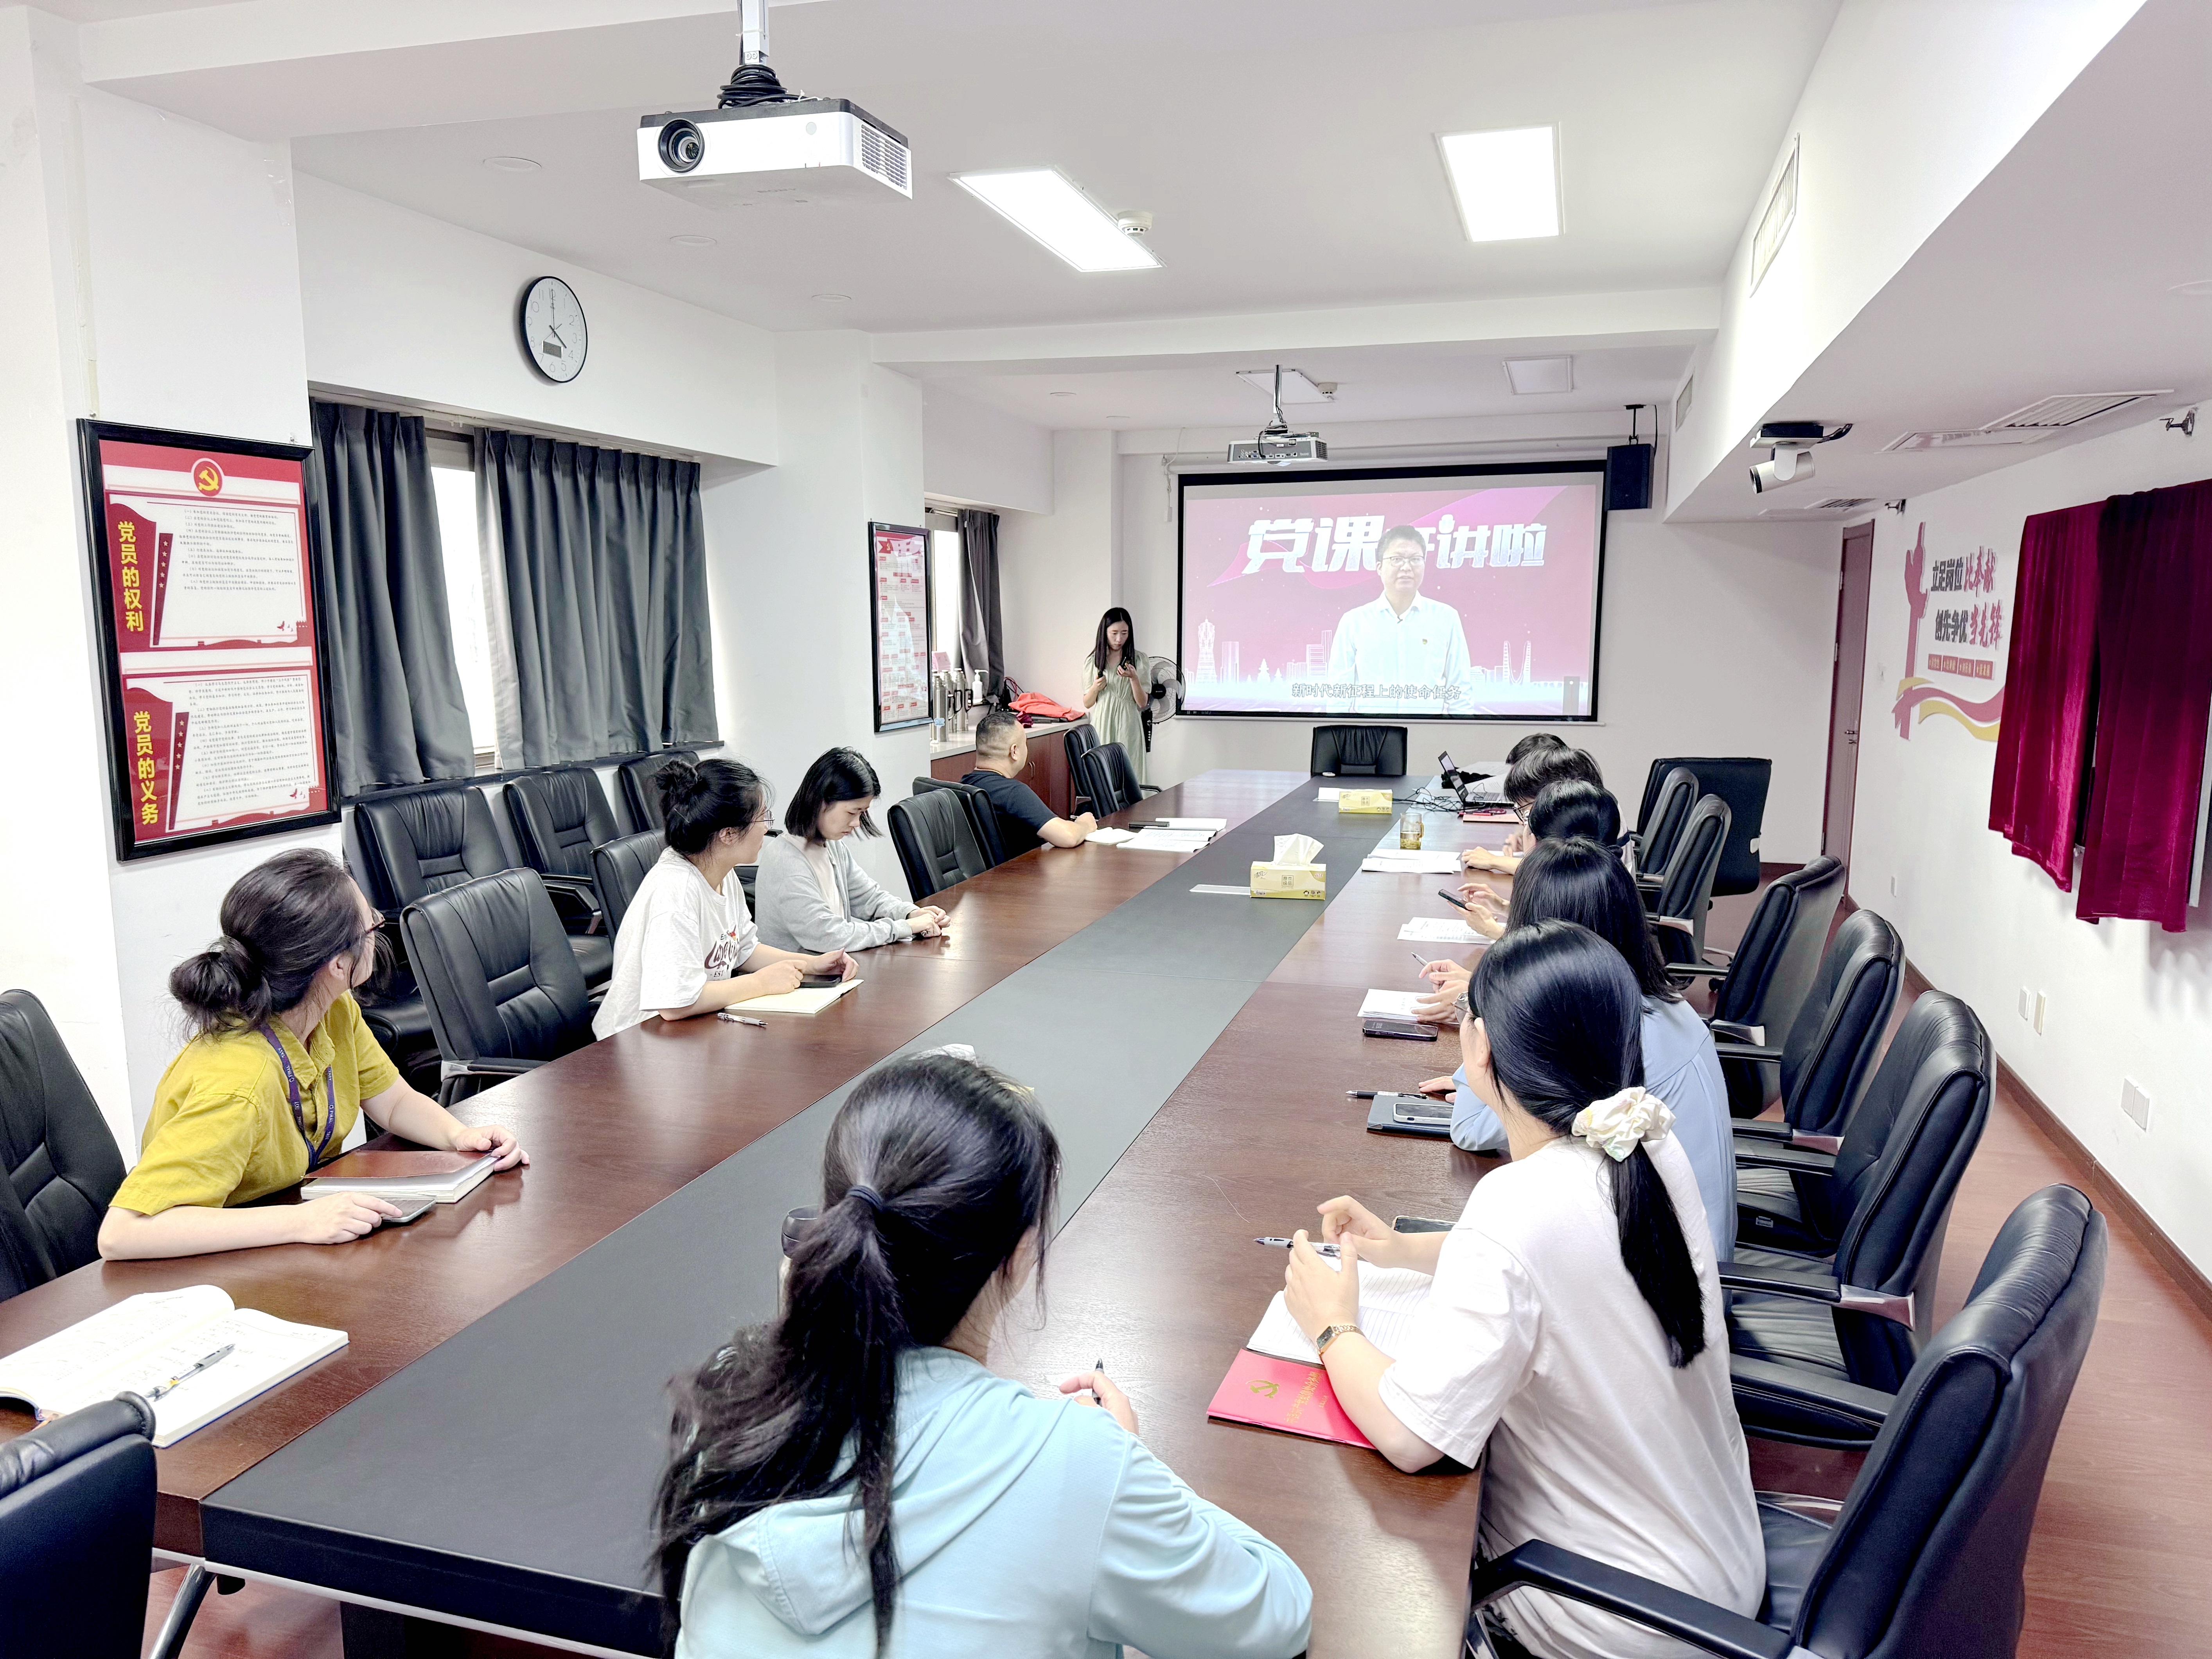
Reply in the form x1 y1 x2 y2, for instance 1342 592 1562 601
1322 524 1473 713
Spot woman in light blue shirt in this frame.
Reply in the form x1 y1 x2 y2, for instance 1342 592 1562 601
655 1053 1312 1659
1429 838 1736 1262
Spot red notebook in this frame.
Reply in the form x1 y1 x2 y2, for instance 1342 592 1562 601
1206 1349 1375 1450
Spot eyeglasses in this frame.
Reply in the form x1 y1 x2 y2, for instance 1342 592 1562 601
1380 553 1427 569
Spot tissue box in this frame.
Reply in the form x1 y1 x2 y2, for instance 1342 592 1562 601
1336 788 1393 814
1250 862 1327 900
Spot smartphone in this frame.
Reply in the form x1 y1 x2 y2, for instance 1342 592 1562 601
378 1193 438 1228
1435 888 1470 910
1384 1092 1452 1126
1362 1018 1438 1041
799 972 844 989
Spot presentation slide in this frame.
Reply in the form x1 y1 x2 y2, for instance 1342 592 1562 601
1179 466 1605 719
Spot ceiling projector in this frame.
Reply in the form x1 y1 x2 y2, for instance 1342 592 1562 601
638 0 910 205
1229 366 1330 466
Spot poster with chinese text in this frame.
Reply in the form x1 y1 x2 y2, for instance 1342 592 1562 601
870 522 931 733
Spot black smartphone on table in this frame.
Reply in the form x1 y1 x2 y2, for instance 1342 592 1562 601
799 973 844 989
1362 1018 1438 1041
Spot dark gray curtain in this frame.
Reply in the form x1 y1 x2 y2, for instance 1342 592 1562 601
305 402 474 796
958 507 1004 699
479 430 719 768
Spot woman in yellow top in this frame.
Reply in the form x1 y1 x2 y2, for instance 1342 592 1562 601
1080 607 1151 786
99 848 526 1260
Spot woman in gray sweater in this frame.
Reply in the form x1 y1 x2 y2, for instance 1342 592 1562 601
755 748 950 953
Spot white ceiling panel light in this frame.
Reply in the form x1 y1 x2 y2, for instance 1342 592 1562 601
1504 356 1574 395
1236 367 1333 403
1438 126 1560 243
951 169 1160 272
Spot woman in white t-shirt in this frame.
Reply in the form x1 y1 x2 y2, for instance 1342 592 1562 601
1283 919 1760 1659
593 759 856 1040
753 747 950 955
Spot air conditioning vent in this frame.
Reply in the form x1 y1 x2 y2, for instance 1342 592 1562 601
1984 391 2169 430
1759 497 1874 518
1884 428 2050 451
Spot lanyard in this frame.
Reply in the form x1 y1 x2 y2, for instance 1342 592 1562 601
257 1023 338 1170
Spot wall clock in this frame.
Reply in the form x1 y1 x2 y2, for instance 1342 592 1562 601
520 276 588 383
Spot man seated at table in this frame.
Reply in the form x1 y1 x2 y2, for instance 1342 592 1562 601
962 710 1098 855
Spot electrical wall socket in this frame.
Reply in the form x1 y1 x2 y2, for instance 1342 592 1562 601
2120 1078 2151 1131
2034 991 2048 1035
2018 986 2033 1021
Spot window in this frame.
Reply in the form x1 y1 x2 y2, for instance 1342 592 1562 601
427 434 500 770
927 508 965 670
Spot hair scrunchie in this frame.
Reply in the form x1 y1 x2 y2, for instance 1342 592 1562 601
1571 1088 1674 1162
846 1183 886 1216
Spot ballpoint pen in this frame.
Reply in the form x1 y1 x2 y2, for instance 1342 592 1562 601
1254 1236 1341 1258
717 1012 767 1027
146 1343 235 1402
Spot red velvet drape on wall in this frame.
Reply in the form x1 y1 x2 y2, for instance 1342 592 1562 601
2075 479 2212 931
1988 502 2104 889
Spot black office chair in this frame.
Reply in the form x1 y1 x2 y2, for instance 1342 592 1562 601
616 748 697 834
1467 1183 2105 1659
1723 993 1993 1444
0 991 125 1299
1626 764 1698 875
911 776 1004 865
888 791 990 900
401 870 596 1106
1073 742 1146 818
0 1392 160 1659
589 830 663 939
1667 856 1845 1050
502 767 618 948
1642 795 1730 966
1309 724 1408 777
1718 908 1902 1129
356 785 611 989
1062 724 1100 812
1636 756 1771 896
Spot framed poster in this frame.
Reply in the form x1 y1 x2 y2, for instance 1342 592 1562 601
79 420 338 860
869 521 931 733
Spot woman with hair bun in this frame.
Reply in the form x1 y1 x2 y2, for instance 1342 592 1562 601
657 1052 1310 1657
1283 921 1757 1659
99 849 526 1260
593 758 855 1040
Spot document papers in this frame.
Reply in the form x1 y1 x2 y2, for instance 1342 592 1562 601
1190 884 1254 896
1121 827 1214 852
1314 788 1340 802
1361 849 1462 874
1245 1258 1435 1367
741 978 864 1015
1358 989 1427 1021
1399 917 1482 945
1085 826 1137 844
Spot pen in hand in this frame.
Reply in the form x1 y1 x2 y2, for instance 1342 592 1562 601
1255 1235 1341 1258
146 1343 235 1402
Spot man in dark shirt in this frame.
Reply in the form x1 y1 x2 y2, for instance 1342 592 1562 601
961 710 1098 856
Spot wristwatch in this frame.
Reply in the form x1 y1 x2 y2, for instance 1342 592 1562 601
1315 1323 1362 1358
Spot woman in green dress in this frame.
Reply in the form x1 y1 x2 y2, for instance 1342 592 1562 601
1081 607 1151 786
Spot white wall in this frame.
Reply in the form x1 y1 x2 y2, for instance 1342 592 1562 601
295 174 777 466
1111 447 1843 860
1845 412 2212 1272
1669 0 2146 511
703 334 928 897
997 429 1119 705
922 383 1051 515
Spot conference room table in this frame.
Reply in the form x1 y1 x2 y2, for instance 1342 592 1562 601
0 769 1517 1658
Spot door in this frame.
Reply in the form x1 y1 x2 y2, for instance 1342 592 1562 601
1823 522 1875 861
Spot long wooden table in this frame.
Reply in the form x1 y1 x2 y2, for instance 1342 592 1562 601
0 770 1509 1656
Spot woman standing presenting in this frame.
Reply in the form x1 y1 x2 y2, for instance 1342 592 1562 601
1081 607 1151 787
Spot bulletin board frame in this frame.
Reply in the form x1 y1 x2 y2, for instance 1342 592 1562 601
79 419 339 862
868 520 933 733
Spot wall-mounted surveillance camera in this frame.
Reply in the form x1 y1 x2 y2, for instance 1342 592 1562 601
1745 419 1851 493
1749 445 1816 493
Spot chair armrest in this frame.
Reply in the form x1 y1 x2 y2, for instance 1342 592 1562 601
1732 1119 1790 1142
1468 1541 1793 1659
1730 1356 1896 1435
1722 1262 1914 1328
1701 945 1736 966
1652 914 1694 935
1634 872 1664 894
439 1057 546 1081
1734 1143 1837 1177
1665 962 1729 980
538 872 598 899
1709 1020 1765 1045
1714 1040 1786 1064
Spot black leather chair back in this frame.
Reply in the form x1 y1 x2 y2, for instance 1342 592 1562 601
1073 744 1138 818
1710 855 1846 1036
504 768 618 883
0 991 125 1297
1649 794 1730 964
401 870 595 1070
354 786 507 910
912 776 1004 865
617 749 697 834
1309 724 1408 777
1634 765 1699 873
1062 724 1099 764
590 830 664 940
0 1393 157 1657
1775 908 1903 1134
1790 1185 2105 1659
1812 992 1991 1389
1640 756 1771 895
888 791 989 900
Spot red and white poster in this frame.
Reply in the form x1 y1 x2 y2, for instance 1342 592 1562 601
870 521 931 733
82 423 335 858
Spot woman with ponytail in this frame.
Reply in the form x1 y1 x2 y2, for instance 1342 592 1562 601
1283 922 1757 1659
657 1053 1311 1658
99 849 526 1260
593 758 856 1039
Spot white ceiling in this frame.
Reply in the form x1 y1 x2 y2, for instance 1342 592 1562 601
269 0 1835 336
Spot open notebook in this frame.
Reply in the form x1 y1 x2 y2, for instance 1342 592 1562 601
1244 1257 1434 1367
741 978 864 1016
0 1286 345 1447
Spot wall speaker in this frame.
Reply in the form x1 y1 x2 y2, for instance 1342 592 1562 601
1605 442 1653 512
